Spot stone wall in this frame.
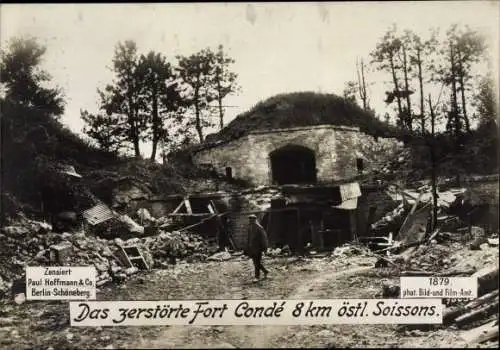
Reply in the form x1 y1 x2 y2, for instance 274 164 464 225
336 130 404 180
191 136 253 182
192 125 403 187
227 189 282 249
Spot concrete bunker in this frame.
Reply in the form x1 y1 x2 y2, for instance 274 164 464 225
269 145 317 185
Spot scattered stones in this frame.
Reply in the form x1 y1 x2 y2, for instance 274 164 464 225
125 267 139 276
0 317 15 326
207 251 232 261
333 244 371 258
1 226 29 238
0 217 213 291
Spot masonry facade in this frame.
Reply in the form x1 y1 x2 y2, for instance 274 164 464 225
192 125 403 186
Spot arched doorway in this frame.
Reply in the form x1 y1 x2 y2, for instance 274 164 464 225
270 145 317 185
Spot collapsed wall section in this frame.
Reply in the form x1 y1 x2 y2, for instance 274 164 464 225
192 125 403 187
334 128 404 179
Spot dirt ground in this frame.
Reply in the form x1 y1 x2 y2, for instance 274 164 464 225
0 249 497 349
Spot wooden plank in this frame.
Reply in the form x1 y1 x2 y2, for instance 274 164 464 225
398 190 424 236
465 290 499 310
184 198 192 214
207 204 215 214
426 228 441 242
227 233 237 250
455 297 498 324
117 246 134 268
119 245 149 270
441 289 498 324
177 214 219 233
209 200 218 212
171 200 185 214
461 320 499 344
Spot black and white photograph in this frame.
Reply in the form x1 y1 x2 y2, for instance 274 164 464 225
1 2 499 349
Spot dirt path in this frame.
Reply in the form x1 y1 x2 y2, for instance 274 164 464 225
138 264 373 349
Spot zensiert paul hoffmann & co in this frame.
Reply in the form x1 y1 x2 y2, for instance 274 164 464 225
27 267 94 299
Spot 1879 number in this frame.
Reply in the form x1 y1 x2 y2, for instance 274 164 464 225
429 277 450 286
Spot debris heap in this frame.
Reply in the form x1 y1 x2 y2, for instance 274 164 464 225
0 218 213 297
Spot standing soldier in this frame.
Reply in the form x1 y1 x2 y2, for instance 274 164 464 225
246 214 269 282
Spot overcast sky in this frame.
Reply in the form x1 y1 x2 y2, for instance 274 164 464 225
1 2 499 156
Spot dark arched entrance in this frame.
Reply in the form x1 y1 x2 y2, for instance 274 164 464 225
270 145 317 185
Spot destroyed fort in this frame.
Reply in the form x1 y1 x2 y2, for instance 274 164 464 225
1 91 498 348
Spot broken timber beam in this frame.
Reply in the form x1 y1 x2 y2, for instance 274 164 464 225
184 197 192 214
395 190 424 242
426 228 441 242
443 289 496 324
443 289 499 324
171 200 185 214
461 319 499 344
374 239 424 254
440 268 477 277
177 213 228 233
465 289 499 310
454 297 498 325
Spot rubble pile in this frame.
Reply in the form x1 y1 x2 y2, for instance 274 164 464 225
332 243 372 258
266 246 292 257
0 220 56 285
404 241 459 272
385 223 499 345
0 218 213 297
441 265 499 346
144 230 213 264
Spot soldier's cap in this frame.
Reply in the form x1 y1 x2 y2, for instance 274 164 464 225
248 214 257 219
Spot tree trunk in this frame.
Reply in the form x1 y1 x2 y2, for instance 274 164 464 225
132 129 140 157
150 88 159 161
450 44 461 136
356 58 368 112
194 73 204 143
457 50 470 133
389 54 403 126
127 91 141 158
195 105 203 142
402 45 413 131
194 92 204 143
133 104 141 157
417 48 425 134
428 94 438 231
218 95 224 130
217 87 224 130
216 71 224 130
